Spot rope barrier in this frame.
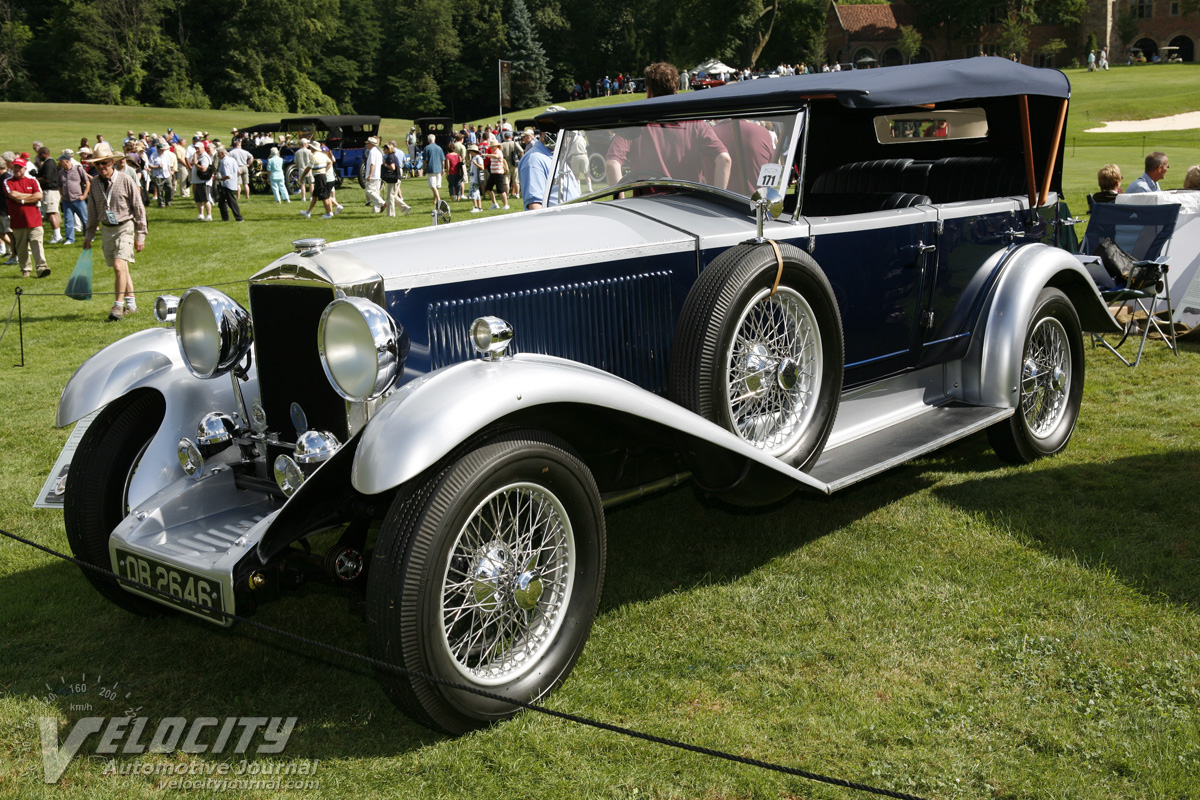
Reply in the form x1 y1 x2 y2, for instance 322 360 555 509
0 291 18 352
0 524 929 800
12 278 245 298
4 281 244 367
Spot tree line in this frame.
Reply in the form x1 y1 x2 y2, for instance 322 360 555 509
4 0 1157 120
0 0 830 120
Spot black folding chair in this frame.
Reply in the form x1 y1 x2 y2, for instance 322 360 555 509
1079 202 1180 367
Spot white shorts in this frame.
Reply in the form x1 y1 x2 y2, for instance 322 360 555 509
427 173 443 189
41 189 61 215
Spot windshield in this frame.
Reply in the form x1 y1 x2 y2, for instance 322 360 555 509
546 111 803 205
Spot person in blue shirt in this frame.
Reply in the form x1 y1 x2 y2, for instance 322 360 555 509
1127 152 1169 193
518 129 579 210
266 147 288 203
423 134 446 206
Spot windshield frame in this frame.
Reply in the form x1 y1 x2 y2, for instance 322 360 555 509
547 108 807 221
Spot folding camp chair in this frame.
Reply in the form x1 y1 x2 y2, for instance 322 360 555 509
1079 201 1180 367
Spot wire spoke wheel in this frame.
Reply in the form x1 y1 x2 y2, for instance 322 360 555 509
669 242 842 477
440 482 575 685
367 429 605 734
988 287 1084 464
1020 316 1070 438
724 286 822 454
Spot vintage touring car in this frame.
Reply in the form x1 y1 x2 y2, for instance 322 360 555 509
49 58 1118 734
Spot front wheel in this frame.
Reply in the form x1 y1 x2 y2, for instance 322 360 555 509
63 390 170 616
987 287 1084 463
284 164 300 195
588 153 606 181
249 164 270 194
366 430 605 735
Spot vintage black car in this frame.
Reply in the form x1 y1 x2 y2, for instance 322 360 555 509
50 59 1117 735
239 115 382 194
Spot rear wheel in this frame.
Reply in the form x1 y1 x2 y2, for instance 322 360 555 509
366 430 605 735
988 288 1084 463
63 391 170 616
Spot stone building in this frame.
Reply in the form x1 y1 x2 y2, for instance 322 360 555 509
826 0 1199 66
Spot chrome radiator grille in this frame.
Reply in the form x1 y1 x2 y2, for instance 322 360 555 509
427 271 675 393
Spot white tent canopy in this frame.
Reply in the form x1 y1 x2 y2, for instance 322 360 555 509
693 59 737 77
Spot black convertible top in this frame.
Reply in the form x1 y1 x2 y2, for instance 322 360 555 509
235 121 285 134
536 58 1070 131
279 115 381 133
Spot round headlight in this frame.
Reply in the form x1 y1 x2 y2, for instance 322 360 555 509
154 294 179 324
470 316 514 360
318 297 408 402
176 287 253 379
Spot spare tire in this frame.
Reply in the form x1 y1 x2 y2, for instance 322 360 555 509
669 242 843 471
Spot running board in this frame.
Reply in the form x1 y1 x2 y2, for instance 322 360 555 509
809 403 1012 492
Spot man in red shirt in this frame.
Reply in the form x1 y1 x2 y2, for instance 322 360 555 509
2 158 50 278
604 62 731 196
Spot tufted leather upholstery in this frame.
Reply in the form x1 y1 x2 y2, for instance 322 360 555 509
810 159 914 195
923 157 1025 203
807 156 1025 213
802 191 931 217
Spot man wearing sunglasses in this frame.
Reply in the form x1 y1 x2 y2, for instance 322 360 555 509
82 153 147 320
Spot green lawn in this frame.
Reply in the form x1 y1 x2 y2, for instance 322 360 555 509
1 67 1199 800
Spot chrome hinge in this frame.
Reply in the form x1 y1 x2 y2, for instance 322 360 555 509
920 310 936 328
806 235 816 254
936 219 944 235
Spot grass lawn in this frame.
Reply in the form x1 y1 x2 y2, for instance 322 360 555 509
1 66 1199 799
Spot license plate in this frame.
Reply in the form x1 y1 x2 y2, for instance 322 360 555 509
113 550 225 619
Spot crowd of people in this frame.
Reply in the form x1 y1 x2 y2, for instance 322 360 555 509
9 72 1200 323
0 121 579 321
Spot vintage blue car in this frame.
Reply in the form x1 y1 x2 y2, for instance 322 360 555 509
240 115 382 194
50 58 1117 735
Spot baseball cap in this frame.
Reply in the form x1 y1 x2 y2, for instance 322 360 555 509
11 157 27 169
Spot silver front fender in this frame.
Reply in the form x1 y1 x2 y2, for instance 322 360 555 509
55 327 258 510
962 243 1118 409
351 354 831 496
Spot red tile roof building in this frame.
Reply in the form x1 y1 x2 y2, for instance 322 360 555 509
825 0 1199 67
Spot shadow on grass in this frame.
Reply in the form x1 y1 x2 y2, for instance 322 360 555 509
0 555 443 757
601 449 945 611
933 448 1200 609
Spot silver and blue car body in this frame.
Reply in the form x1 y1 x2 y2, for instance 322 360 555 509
48 58 1119 733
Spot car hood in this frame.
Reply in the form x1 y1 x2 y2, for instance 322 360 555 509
323 198 748 290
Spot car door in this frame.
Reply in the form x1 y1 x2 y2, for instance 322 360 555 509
803 205 939 387
914 197 1030 367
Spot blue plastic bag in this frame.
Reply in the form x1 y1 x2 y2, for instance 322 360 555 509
65 248 92 301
